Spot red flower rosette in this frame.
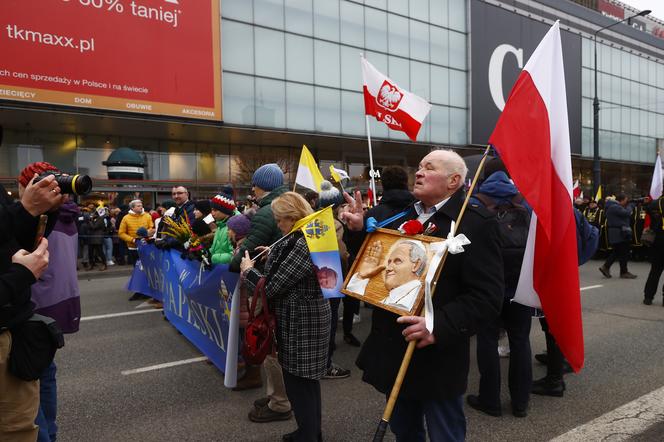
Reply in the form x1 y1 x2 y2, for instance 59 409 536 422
398 219 424 236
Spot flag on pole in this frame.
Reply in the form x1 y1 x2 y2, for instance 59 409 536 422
295 145 324 192
573 179 581 199
361 57 432 141
329 165 350 183
291 207 344 299
488 21 583 372
595 185 602 202
649 153 663 200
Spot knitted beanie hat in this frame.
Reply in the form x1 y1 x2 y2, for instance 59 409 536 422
210 193 236 216
194 199 211 216
227 213 252 239
252 163 284 191
19 161 59 187
318 180 343 209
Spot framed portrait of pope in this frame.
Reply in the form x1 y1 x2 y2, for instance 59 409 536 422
341 228 441 316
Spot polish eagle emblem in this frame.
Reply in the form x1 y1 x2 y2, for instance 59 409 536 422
376 80 403 111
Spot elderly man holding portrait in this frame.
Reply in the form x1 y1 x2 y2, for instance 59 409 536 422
341 149 504 442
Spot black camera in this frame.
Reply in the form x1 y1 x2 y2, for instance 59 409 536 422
34 172 93 196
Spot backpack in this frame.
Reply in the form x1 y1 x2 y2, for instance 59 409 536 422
575 208 599 265
475 193 531 289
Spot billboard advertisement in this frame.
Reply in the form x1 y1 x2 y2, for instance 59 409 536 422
0 0 222 121
470 0 582 154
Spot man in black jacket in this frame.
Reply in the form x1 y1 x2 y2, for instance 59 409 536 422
599 195 637 279
1 173 63 441
342 149 503 441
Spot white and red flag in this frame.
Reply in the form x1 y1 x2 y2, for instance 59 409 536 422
361 57 431 141
649 153 662 200
573 179 581 199
489 22 583 372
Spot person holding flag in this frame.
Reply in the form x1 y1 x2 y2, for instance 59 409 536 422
643 152 664 305
240 192 331 442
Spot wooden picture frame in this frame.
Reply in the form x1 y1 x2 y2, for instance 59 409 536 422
341 228 443 316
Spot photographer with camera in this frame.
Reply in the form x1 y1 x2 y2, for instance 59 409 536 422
1 159 64 440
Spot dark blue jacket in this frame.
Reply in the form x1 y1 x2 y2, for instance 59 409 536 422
470 171 531 211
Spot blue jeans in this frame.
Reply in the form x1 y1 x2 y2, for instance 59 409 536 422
35 361 57 442
103 237 113 263
389 395 466 442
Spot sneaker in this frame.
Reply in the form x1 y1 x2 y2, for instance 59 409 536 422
466 395 502 417
323 363 350 379
620 272 637 279
531 376 565 397
107 260 116 266
599 266 612 278
248 406 292 423
498 344 510 358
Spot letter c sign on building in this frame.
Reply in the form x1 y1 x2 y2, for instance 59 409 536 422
488 44 523 111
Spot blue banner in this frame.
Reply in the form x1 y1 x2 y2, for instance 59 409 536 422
127 244 239 373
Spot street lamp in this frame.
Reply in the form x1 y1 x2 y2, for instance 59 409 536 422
593 9 650 198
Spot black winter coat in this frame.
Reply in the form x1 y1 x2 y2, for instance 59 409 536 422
352 189 504 400
605 200 633 244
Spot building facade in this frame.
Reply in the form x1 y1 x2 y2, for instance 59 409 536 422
1 0 663 206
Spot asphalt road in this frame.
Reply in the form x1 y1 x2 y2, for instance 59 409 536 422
54 259 664 441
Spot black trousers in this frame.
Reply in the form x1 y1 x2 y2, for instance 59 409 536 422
128 249 139 265
539 318 564 380
328 298 340 368
341 296 359 335
476 298 532 409
644 244 664 302
88 244 106 266
603 241 630 274
282 370 322 442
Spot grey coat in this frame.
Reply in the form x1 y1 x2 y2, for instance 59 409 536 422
605 200 633 244
244 232 330 379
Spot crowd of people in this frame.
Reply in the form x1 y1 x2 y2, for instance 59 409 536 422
5 146 664 442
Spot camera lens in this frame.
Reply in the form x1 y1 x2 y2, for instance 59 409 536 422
69 174 92 195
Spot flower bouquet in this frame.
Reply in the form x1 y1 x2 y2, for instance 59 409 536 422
161 215 212 269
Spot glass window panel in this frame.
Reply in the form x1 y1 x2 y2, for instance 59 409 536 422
430 0 448 27
649 112 657 138
598 130 611 159
598 43 610 74
598 72 610 104
430 26 448 66
621 50 631 80
315 87 340 134
448 31 466 70
581 127 591 158
255 28 285 79
314 41 340 88
365 0 387 10
255 0 285 29
449 70 466 108
222 73 255 125
365 8 387 52
631 54 639 80
222 0 252 21
410 20 429 62
341 45 362 91
365 51 388 76
286 34 314 83
387 0 408 15
410 61 430 102
657 88 664 115
341 91 365 136
340 2 364 47
314 0 339 41
368 114 389 139
658 64 664 88
388 127 411 142
388 56 410 88
581 68 591 98
431 65 449 105
620 107 631 133
581 38 591 68
285 0 313 35
640 109 648 135
582 97 591 127
611 75 621 104
388 14 409 57
286 83 315 130
222 20 254 74
448 0 466 33
410 0 429 22
631 107 639 135
639 56 649 82
255 78 286 128
631 81 640 110
449 108 467 145
611 47 621 78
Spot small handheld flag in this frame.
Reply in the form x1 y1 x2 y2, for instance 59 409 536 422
295 145 324 192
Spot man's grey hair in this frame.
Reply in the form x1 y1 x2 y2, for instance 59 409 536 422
129 199 142 209
393 240 428 277
431 148 468 184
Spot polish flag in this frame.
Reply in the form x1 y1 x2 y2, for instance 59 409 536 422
649 153 662 200
573 179 581 199
489 22 583 372
361 57 431 141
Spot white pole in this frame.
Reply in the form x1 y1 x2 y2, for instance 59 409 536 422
365 116 378 206
223 281 241 388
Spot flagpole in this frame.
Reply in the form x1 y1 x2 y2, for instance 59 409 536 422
365 116 378 207
372 145 492 442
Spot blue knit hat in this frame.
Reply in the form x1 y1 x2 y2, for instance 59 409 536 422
252 163 284 191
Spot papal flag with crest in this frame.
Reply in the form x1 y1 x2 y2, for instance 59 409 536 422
290 206 344 299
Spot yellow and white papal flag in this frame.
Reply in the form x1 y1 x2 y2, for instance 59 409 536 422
295 145 324 192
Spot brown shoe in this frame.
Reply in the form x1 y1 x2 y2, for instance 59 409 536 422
248 405 292 423
620 272 637 279
232 364 263 391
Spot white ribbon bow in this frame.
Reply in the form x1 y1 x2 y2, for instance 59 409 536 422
424 221 471 333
